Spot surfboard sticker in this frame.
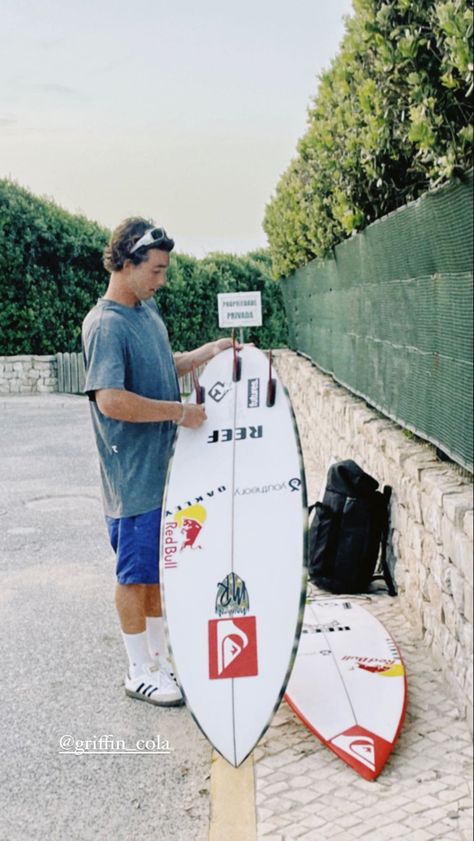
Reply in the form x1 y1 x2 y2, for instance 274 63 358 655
161 347 308 766
208 616 258 679
285 598 407 780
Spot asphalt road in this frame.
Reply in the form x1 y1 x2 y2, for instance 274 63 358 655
0 394 211 841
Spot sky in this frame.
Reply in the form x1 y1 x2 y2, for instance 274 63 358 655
0 0 353 257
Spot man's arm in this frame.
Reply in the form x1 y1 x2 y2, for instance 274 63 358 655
174 338 235 377
95 389 206 429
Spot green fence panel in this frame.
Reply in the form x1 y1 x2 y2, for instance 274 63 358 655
282 171 473 472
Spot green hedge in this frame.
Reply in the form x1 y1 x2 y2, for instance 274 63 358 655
0 180 109 354
161 250 288 351
264 0 473 278
0 180 287 354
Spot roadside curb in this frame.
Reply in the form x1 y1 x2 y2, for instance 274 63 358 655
209 751 256 841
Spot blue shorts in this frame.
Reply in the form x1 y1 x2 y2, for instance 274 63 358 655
105 508 162 585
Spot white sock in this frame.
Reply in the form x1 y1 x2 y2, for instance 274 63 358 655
146 616 168 662
121 631 151 678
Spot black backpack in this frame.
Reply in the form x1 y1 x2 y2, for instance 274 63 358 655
308 460 396 595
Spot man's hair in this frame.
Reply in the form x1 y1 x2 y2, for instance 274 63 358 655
103 217 175 272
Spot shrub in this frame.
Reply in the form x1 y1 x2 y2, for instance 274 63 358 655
264 0 473 278
0 181 287 353
0 180 108 354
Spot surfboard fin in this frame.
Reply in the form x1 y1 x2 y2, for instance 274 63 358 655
266 350 277 407
232 330 242 382
192 362 205 404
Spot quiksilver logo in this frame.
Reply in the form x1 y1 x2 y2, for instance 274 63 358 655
208 617 258 679
331 734 376 772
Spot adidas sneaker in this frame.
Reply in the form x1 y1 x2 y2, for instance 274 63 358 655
125 663 183 707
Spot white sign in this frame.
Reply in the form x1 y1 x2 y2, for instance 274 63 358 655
218 291 262 328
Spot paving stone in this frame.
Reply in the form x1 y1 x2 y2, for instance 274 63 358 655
255 807 274 821
298 829 329 841
325 833 358 841
258 821 279 837
278 824 310 839
262 796 295 813
403 811 442 831
333 813 364 830
264 781 292 797
288 775 314 790
285 789 319 806
405 829 437 841
403 794 449 813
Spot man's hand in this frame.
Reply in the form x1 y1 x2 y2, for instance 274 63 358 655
174 337 244 377
212 337 243 356
180 403 207 429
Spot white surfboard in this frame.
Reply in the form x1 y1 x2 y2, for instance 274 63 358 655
160 346 307 766
285 598 407 780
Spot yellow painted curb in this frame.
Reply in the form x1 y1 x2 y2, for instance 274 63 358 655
209 751 257 841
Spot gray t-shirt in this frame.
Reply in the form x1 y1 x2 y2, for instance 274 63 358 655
82 298 180 518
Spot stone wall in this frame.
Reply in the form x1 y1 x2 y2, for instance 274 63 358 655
0 355 58 394
0 353 197 397
274 349 473 730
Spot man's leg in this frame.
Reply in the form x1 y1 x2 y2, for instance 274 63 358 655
108 511 182 705
115 582 181 705
116 583 148 633
115 583 167 668
144 585 172 670
115 583 150 676
144 583 161 618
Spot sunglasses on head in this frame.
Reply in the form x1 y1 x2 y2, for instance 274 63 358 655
129 227 172 254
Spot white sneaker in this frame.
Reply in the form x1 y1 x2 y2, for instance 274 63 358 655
158 655 177 682
125 663 183 707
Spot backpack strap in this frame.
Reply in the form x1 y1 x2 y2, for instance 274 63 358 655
371 486 397 596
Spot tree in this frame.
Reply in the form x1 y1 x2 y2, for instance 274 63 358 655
264 0 473 278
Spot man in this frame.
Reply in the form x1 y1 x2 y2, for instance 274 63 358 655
82 218 234 707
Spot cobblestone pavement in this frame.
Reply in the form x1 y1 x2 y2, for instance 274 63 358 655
255 589 473 841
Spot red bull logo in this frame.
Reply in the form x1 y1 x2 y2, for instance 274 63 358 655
342 655 404 677
164 504 207 568
174 504 207 550
164 521 179 569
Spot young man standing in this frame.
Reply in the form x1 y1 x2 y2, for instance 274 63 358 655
82 218 233 706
